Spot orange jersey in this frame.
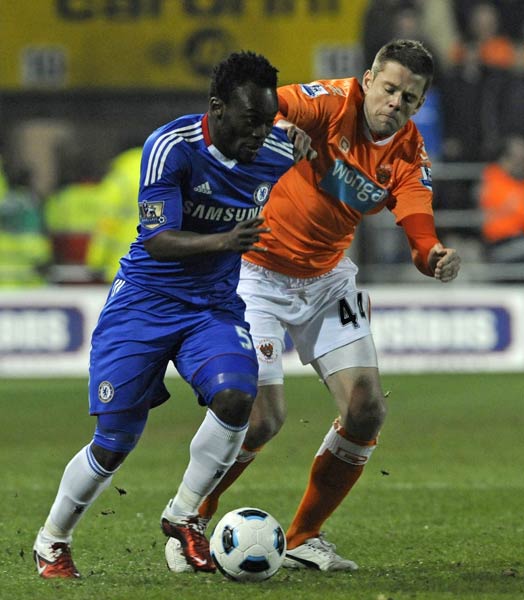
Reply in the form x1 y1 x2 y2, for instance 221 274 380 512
479 163 524 242
244 77 436 277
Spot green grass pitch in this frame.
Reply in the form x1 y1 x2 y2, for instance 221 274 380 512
1 373 523 600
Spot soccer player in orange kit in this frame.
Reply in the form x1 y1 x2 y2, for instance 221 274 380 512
197 39 461 571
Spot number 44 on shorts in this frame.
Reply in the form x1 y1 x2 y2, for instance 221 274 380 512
338 292 366 328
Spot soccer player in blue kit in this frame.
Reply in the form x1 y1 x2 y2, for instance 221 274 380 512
33 51 314 578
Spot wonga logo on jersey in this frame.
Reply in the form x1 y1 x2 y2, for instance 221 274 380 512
320 160 387 213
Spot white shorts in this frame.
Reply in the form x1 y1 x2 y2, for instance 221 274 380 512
238 258 378 385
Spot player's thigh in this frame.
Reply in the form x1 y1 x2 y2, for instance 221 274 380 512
312 335 383 423
291 285 372 365
312 335 380 414
246 308 288 386
312 334 382 421
175 307 259 406
89 286 173 414
239 261 290 386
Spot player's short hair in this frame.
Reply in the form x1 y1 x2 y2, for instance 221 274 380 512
209 51 279 102
371 39 434 93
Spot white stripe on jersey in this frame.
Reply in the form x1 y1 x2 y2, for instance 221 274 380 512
145 121 203 186
146 134 183 185
263 134 294 160
111 278 126 297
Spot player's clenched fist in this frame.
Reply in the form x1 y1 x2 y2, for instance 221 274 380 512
428 243 461 282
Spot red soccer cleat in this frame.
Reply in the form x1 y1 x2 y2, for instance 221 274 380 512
33 528 81 579
161 516 215 573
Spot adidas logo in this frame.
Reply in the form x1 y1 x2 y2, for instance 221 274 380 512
193 181 212 195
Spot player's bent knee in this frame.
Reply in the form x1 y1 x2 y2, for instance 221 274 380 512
346 390 387 439
192 353 258 407
90 442 129 472
211 388 255 427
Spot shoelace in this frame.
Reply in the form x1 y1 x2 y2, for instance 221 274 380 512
308 535 337 553
185 520 211 555
50 543 76 573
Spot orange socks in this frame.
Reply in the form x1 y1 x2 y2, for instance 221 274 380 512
286 422 377 549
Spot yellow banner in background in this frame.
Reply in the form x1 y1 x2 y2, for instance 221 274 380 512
0 0 368 90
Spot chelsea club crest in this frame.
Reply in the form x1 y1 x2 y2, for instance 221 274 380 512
253 182 272 206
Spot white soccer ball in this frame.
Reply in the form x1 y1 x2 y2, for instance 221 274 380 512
209 507 286 582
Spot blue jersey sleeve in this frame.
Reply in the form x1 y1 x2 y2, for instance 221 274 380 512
136 128 190 241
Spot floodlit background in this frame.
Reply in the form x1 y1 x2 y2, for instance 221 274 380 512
1 1 523 375
1 4 523 599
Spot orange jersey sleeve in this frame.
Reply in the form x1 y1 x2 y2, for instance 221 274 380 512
400 213 439 276
245 78 435 277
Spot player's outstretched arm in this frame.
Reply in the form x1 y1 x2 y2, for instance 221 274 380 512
428 243 461 282
144 217 270 261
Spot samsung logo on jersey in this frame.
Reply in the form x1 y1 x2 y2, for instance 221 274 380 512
320 160 387 213
183 201 262 222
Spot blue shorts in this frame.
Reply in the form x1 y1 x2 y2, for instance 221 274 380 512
88 280 258 418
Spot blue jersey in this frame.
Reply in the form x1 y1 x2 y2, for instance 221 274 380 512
117 113 294 306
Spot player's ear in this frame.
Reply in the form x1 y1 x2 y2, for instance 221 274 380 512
209 97 225 119
362 70 373 93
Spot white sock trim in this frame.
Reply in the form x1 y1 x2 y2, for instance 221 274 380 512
207 408 249 433
317 426 376 466
86 444 117 479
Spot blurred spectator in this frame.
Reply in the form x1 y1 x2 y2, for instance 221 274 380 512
0 167 51 286
362 0 458 77
450 2 516 69
454 0 524 43
416 0 460 70
443 2 518 161
86 145 142 283
44 153 103 282
478 135 524 263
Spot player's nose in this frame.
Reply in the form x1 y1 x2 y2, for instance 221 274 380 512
388 92 402 109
